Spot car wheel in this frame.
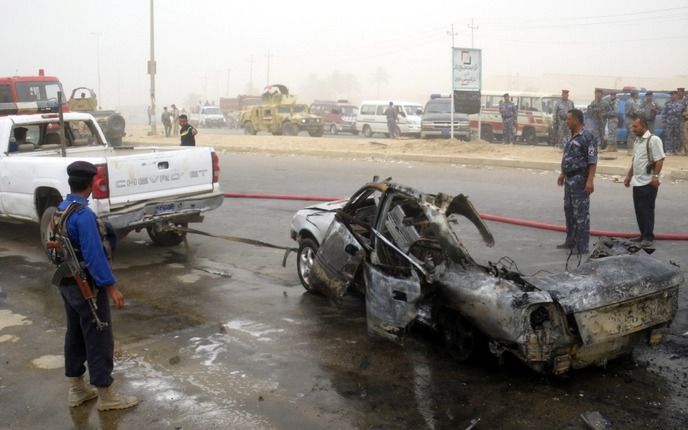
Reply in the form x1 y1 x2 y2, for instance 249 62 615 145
297 238 319 292
282 122 298 136
309 127 324 137
521 127 536 145
330 124 338 135
244 122 257 135
146 223 187 246
441 311 482 362
362 125 372 138
352 130 359 136
480 125 494 142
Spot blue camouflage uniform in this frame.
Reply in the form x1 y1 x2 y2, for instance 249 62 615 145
605 96 619 144
58 194 116 388
662 100 684 154
587 97 607 146
561 130 598 253
553 98 574 148
640 98 658 134
499 100 517 144
625 95 640 145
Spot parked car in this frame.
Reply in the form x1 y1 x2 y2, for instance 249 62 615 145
420 94 470 140
357 100 423 138
309 100 359 135
289 179 682 375
190 105 227 128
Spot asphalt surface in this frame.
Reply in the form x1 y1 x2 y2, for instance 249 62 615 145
0 152 686 429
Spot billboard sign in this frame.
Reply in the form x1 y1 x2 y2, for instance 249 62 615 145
452 48 481 91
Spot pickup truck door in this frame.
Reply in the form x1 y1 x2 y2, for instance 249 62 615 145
308 186 385 301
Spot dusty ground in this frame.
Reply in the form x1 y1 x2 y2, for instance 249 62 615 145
125 125 688 179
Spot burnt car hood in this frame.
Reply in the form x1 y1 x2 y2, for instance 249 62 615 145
527 255 683 313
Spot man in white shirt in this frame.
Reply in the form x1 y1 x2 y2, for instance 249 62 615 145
623 116 665 248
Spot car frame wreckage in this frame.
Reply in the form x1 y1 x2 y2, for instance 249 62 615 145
289 179 682 375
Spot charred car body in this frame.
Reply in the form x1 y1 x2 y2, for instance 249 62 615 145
289 180 682 375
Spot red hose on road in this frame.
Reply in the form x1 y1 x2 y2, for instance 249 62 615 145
223 193 688 240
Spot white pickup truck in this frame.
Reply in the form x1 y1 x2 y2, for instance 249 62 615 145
0 112 223 246
190 106 226 128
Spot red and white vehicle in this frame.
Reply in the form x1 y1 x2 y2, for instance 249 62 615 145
0 69 69 116
469 91 554 144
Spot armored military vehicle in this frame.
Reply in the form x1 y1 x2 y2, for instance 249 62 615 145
68 87 126 146
240 84 324 137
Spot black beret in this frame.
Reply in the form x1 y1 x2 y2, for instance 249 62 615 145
503 93 509 97
67 161 97 178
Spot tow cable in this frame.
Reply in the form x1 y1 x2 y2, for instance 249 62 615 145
172 225 297 267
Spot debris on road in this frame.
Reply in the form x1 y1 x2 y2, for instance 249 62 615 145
465 417 481 430
580 411 612 430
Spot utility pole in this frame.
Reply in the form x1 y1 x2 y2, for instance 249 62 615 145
447 24 459 141
266 50 271 85
249 55 254 94
148 0 157 135
467 18 479 48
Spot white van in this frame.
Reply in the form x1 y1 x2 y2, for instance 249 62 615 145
357 100 423 137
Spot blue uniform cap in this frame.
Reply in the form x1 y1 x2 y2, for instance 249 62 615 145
67 161 97 179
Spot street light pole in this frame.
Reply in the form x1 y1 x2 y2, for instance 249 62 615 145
148 0 157 135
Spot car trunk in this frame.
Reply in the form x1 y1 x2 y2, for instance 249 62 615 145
106 147 215 206
529 255 682 345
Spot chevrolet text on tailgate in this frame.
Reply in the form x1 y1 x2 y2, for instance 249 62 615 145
0 112 223 246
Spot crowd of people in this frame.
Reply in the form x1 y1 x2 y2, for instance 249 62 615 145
551 87 688 155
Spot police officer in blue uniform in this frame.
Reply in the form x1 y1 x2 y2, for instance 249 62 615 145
499 93 517 144
57 161 138 411
556 109 598 255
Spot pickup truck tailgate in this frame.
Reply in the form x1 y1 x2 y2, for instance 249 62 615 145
107 147 214 205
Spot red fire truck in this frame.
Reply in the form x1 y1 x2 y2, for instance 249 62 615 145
0 69 69 115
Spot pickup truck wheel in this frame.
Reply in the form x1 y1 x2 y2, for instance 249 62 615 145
146 223 187 246
39 206 57 251
297 238 319 292
329 124 338 135
362 125 372 138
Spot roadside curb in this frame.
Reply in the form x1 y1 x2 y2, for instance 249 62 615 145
126 138 687 180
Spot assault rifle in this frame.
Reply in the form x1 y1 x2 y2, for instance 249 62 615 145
47 235 109 331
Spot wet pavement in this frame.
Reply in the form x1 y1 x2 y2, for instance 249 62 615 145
0 153 686 429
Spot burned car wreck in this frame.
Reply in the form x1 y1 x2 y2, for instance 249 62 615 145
289 179 682 375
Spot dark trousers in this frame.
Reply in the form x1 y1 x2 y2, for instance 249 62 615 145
60 282 114 387
564 175 590 253
387 120 397 138
633 184 658 241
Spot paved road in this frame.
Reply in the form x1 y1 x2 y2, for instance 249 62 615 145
0 153 686 429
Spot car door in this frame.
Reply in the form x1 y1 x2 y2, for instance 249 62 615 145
365 190 426 343
308 185 385 301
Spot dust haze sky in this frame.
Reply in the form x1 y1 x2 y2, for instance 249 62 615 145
3 0 687 110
